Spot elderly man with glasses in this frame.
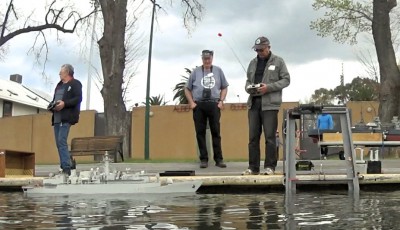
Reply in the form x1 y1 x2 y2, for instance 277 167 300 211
185 50 229 169
242 36 290 175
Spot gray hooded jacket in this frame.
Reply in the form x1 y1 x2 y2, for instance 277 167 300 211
245 52 290 110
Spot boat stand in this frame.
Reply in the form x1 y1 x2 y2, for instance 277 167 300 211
284 105 360 197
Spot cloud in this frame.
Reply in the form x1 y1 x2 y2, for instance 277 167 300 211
0 0 373 112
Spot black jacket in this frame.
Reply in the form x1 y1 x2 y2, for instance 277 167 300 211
51 78 82 125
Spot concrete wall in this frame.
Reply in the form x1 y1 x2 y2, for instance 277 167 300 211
0 110 96 164
131 102 299 161
347 101 379 125
0 102 380 164
131 105 197 160
0 115 33 151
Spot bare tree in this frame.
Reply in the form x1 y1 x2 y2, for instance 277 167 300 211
97 0 204 159
310 0 400 123
91 1 146 108
0 0 95 68
355 48 379 82
1 0 204 160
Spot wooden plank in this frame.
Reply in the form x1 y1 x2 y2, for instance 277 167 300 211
319 141 400 147
0 149 35 177
70 136 123 162
71 139 90 151
71 136 123 151
323 133 382 142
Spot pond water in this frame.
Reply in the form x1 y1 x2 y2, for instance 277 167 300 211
0 190 399 229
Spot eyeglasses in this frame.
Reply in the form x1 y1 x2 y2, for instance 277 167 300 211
254 48 266 52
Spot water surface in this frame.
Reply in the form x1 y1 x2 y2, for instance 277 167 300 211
0 190 399 229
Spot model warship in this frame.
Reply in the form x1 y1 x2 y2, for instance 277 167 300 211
22 154 202 195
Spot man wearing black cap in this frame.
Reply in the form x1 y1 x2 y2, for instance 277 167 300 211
185 50 229 168
242 36 290 175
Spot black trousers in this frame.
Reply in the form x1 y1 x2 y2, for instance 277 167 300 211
248 97 278 172
193 101 223 163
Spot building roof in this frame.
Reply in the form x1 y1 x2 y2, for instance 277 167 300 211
0 78 51 109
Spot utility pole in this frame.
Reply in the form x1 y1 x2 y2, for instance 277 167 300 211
340 63 345 104
86 0 99 110
144 0 156 160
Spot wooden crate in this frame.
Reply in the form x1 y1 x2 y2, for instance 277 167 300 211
0 149 35 177
323 133 382 142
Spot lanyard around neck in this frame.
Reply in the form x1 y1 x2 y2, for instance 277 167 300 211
201 65 213 76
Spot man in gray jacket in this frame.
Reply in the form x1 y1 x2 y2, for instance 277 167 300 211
242 36 290 175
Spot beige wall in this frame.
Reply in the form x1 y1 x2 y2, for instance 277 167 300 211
131 102 300 161
0 102 381 164
132 105 197 160
347 101 379 126
0 115 33 151
0 110 96 164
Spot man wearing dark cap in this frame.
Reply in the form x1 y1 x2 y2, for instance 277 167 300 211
242 36 290 175
185 50 229 168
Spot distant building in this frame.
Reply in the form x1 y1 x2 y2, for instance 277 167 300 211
0 74 51 117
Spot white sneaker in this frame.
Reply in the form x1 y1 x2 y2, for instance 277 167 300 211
241 169 259 175
264 168 275 175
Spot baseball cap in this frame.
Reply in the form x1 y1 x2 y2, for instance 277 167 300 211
252 36 270 49
201 50 214 58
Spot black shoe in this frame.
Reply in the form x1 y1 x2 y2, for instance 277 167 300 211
200 161 208 168
62 168 71 176
215 161 227 168
70 157 76 170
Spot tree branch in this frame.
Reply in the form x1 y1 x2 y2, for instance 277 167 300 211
1 0 14 39
388 0 397 10
0 1 96 47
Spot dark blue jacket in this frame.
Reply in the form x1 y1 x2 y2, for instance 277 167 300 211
51 78 82 125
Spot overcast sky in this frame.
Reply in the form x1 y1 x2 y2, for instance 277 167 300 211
0 0 378 112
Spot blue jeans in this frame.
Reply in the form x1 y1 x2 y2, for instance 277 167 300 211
54 122 71 170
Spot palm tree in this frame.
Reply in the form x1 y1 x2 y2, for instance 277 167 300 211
173 68 192 104
142 94 167 106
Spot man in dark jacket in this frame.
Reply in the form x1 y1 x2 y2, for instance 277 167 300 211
50 64 82 176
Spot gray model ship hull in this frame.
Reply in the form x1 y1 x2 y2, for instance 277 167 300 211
23 180 202 195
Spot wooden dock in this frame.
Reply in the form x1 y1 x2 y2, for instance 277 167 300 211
2 173 400 191
1 161 400 191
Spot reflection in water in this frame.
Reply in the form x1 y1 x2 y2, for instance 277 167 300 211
0 191 400 229
196 195 224 229
246 199 280 229
53 199 72 229
246 200 263 229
